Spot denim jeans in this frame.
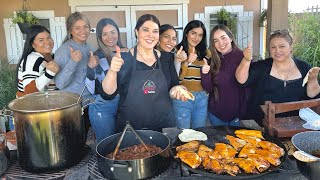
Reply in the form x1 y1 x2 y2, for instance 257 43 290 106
89 94 119 142
208 112 241 127
172 91 208 129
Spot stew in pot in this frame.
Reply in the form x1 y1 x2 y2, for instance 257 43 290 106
106 144 162 160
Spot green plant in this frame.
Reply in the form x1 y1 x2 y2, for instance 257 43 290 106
0 58 16 109
259 9 267 27
216 8 237 39
10 10 39 25
217 8 230 22
289 12 320 67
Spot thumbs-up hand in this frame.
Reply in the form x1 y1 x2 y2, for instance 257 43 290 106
187 47 197 64
43 61 60 74
69 47 82 62
88 51 99 68
202 58 210 74
175 46 188 62
109 46 124 73
243 42 252 62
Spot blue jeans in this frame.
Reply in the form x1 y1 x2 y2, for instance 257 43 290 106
172 91 208 129
89 94 119 142
208 112 240 127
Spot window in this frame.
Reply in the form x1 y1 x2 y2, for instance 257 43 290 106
209 13 238 41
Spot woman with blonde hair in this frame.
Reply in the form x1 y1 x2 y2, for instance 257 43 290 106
54 11 98 135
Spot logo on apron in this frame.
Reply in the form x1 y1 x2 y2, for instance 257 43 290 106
142 80 156 94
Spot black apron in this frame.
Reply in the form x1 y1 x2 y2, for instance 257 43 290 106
117 47 175 132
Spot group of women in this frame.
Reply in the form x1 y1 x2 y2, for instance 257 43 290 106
16 11 320 142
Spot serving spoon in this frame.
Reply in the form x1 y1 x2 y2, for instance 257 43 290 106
293 150 320 162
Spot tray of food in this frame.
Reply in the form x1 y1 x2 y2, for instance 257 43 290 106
171 126 287 179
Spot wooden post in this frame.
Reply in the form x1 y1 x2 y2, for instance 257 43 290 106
266 0 289 51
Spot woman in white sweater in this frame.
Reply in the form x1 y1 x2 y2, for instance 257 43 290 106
16 25 59 98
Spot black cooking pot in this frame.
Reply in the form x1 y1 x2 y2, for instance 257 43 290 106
292 131 320 180
96 130 171 180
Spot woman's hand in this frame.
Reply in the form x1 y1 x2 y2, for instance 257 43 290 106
307 67 320 83
202 58 210 74
187 47 197 64
242 42 252 61
88 51 99 68
44 61 60 74
306 67 320 98
109 46 124 73
69 47 82 62
169 85 189 102
175 46 187 62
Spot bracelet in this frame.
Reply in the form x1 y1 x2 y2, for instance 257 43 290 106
244 57 251 61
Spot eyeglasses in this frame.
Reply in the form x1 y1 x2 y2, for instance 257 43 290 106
270 29 289 36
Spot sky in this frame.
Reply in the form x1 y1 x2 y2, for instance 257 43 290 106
288 0 320 12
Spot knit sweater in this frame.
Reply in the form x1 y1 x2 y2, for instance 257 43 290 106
54 39 92 97
179 49 211 92
16 52 56 98
201 47 249 121
86 49 112 99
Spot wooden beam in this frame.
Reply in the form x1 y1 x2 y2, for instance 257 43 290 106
266 0 289 51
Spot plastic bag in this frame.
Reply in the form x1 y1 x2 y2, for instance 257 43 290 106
299 108 320 130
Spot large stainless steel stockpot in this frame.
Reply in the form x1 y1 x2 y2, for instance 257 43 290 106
8 91 86 172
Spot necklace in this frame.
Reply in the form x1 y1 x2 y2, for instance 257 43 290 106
274 61 292 87
137 48 157 70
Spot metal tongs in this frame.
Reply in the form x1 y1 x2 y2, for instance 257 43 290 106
112 122 150 160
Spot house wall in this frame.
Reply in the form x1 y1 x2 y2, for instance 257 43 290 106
188 0 261 57
0 0 70 59
1 0 261 59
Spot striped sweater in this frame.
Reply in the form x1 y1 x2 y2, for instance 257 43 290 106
179 49 211 92
16 52 56 98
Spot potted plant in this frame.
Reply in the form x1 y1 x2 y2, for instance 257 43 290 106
10 10 39 34
259 9 267 27
217 8 230 25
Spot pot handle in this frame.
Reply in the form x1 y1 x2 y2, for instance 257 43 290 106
0 109 13 118
110 163 132 172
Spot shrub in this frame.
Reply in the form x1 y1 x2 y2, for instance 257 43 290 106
0 58 16 109
289 12 320 67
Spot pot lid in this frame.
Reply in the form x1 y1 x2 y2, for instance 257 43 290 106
8 91 80 113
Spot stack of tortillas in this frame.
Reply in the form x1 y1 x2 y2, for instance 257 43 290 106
302 72 309 87
171 86 195 101
178 129 208 142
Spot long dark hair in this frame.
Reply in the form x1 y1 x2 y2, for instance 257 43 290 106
159 24 176 35
96 18 124 64
177 20 207 59
16 25 50 86
209 24 238 101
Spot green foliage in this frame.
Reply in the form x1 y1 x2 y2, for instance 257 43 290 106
0 58 16 109
10 10 39 25
259 9 267 27
289 12 320 67
217 8 230 21
216 8 237 39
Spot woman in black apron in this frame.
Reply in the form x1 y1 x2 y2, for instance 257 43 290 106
102 14 188 132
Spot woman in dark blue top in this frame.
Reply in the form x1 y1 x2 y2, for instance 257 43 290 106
102 14 181 132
